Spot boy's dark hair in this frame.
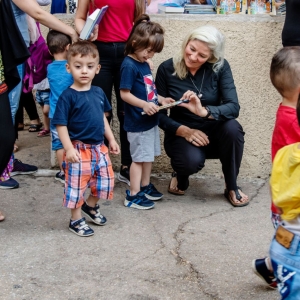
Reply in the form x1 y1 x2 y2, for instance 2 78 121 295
270 47 300 98
46 30 72 55
67 41 99 63
125 14 164 56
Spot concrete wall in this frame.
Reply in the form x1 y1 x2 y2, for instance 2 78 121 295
46 13 284 178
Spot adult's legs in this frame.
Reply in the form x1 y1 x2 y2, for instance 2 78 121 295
93 41 131 167
8 63 24 125
0 90 15 175
206 119 248 204
207 119 244 190
164 135 206 191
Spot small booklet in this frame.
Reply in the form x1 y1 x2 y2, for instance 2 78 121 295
79 5 108 40
141 99 189 115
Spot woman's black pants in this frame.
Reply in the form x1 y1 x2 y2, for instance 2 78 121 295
0 90 15 175
164 119 245 191
93 41 131 167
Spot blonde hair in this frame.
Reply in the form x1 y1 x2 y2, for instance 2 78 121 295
173 25 225 79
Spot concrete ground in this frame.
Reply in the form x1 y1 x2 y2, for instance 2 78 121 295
0 128 278 300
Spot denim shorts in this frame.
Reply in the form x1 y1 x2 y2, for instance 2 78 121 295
50 120 63 151
270 227 300 300
35 90 50 106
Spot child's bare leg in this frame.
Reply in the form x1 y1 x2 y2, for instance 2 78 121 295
56 148 64 172
141 162 152 187
71 207 82 221
130 162 143 195
86 195 99 208
43 105 50 131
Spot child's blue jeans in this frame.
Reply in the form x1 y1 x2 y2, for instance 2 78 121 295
270 227 300 299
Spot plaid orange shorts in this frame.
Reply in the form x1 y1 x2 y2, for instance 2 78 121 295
62 141 114 209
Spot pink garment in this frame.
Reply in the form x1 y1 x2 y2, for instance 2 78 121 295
146 0 166 13
90 0 135 42
0 155 14 182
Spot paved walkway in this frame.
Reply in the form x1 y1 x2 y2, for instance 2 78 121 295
0 129 278 300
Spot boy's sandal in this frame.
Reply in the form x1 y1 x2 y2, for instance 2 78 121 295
28 123 43 132
224 186 249 207
168 171 185 195
37 129 50 137
68 217 94 237
0 210 5 222
81 202 107 226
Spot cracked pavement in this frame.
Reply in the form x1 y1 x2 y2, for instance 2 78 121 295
0 130 278 299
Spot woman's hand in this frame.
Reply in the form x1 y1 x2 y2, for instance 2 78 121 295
88 24 99 42
160 97 175 107
179 90 208 117
176 125 209 147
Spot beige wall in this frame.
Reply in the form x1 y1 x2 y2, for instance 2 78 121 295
49 13 284 178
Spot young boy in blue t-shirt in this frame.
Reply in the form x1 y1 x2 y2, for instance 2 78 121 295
52 41 120 237
47 30 74 184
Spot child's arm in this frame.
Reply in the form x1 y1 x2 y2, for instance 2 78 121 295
56 125 80 163
120 89 159 116
103 116 120 155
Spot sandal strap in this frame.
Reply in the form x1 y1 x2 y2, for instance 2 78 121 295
234 189 242 201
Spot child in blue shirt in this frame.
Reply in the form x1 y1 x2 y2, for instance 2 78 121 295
120 14 172 210
46 30 74 184
52 41 120 237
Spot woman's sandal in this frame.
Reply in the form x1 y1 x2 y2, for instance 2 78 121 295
37 129 50 137
28 123 43 132
224 186 249 207
168 171 185 195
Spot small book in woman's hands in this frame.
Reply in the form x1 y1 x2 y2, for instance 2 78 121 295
141 99 189 115
79 5 108 40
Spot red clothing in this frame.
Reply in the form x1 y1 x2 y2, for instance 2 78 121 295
89 0 135 43
271 103 300 213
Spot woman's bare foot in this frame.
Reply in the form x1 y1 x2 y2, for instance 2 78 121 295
224 187 249 207
228 189 249 205
0 210 5 222
168 173 185 195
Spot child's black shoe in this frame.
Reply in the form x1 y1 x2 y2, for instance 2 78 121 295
69 217 94 237
81 202 107 226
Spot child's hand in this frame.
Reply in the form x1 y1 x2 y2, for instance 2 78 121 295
65 148 80 163
109 140 120 155
160 97 175 107
142 102 159 115
146 58 154 71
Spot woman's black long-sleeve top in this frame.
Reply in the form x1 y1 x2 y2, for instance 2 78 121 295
156 58 240 136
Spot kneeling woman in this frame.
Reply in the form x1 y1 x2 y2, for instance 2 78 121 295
156 25 249 207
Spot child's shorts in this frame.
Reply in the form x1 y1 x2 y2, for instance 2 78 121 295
270 226 300 300
50 119 63 151
62 141 114 209
35 89 50 106
127 125 161 163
